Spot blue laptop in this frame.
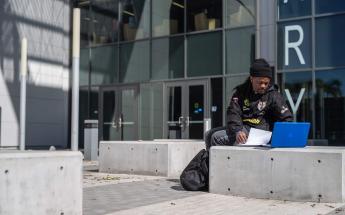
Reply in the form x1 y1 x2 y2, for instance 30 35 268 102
270 122 311 148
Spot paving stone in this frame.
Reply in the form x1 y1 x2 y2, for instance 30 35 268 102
83 171 345 215
83 179 204 215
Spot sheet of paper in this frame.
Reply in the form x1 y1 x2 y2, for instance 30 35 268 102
243 128 272 146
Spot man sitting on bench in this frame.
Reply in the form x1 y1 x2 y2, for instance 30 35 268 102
205 58 293 150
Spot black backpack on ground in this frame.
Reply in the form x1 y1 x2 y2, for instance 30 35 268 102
180 149 209 191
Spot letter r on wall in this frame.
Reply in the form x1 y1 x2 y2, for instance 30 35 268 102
284 25 306 66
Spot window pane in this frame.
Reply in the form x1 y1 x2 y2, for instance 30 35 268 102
91 0 119 45
315 69 345 145
79 88 88 147
152 0 184 37
316 0 345 14
120 0 150 41
278 0 311 20
277 72 313 125
316 14 345 68
211 78 223 128
225 76 248 106
277 20 311 70
139 83 164 140
80 4 91 47
187 0 222 32
90 87 99 119
226 27 255 75
80 48 89 86
120 41 150 83
151 37 184 80
91 45 118 85
225 0 255 28
187 32 222 77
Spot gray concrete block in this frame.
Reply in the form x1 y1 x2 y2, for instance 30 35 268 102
99 141 205 178
209 146 345 203
0 151 83 215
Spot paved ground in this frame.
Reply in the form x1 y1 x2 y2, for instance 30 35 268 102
83 169 345 215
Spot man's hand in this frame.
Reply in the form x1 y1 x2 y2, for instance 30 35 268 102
236 131 247 144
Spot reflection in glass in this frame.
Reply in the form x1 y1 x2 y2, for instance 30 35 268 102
278 0 311 20
102 91 116 141
151 37 184 80
277 20 311 70
187 32 222 77
225 76 247 107
90 87 99 119
316 14 345 68
120 41 150 83
80 4 91 47
91 45 118 85
315 70 345 145
101 88 138 141
80 48 89 86
225 0 255 28
121 0 150 41
226 27 255 74
277 72 313 127
91 0 119 45
121 89 137 140
152 0 184 37
316 0 345 14
167 86 182 139
187 0 222 32
139 83 163 140
79 88 89 147
78 87 99 146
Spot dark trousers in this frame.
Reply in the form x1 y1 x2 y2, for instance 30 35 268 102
205 126 235 151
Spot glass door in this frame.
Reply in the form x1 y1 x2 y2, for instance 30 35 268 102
166 85 183 139
187 83 207 139
165 80 209 139
99 85 139 141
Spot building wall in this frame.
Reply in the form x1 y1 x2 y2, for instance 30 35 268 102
0 0 71 148
258 0 276 65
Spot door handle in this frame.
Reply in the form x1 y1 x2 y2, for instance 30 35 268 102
178 116 184 128
185 116 190 127
111 120 117 128
118 116 122 128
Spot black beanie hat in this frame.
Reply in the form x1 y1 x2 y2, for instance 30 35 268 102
250 58 272 79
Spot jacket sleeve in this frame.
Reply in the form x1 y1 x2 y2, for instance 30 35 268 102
271 91 293 122
226 91 243 134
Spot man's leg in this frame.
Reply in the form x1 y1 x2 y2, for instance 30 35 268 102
205 127 227 150
210 129 233 147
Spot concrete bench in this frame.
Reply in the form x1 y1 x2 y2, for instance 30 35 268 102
209 146 345 203
0 151 83 214
99 140 205 178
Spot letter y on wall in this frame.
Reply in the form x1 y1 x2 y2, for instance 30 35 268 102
285 88 305 122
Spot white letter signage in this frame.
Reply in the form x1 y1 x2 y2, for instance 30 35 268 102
285 25 305 66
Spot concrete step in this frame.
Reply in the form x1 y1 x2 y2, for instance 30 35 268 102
209 146 345 203
99 140 205 178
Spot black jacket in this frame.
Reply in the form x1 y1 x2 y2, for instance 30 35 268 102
226 79 293 135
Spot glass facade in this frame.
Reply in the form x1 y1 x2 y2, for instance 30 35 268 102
77 0 345 146
77 0 256 145
277 0 345 145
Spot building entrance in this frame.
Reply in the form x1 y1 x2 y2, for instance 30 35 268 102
164 80 210 139
99 85 139 141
